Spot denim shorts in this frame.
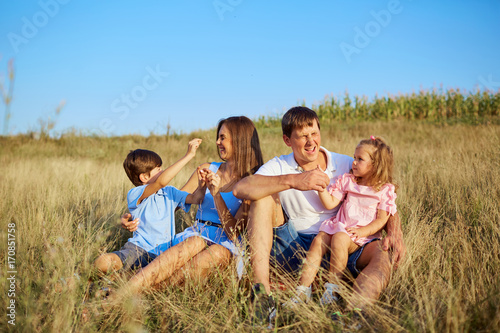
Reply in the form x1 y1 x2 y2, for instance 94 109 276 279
271 222 378 277
112 242 158 271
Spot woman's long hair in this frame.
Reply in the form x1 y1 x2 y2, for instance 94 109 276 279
216 116 264 179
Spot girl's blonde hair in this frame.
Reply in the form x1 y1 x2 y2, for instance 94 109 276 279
356 136 396 191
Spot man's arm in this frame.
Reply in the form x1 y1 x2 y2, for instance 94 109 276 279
381 212 405 268
233 169 329 201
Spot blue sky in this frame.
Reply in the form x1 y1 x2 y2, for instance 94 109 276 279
1 0 499 136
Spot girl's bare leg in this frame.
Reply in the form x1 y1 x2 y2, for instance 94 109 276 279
329 232 360 283
299 231 332 287
166 244 232 287
316 232 360 306
124 236 207 295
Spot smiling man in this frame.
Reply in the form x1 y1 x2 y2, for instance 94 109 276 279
233 106 405 326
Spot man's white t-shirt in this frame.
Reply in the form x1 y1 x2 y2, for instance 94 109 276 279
256 146 353 234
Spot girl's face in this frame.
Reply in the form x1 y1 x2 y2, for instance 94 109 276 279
216 124 233 161
352 145 373 180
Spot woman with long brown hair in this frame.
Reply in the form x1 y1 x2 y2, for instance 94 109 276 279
120 116 263 293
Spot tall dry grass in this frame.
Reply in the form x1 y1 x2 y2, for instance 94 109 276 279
0 120 499 332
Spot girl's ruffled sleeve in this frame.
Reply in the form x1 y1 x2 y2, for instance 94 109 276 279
378 184 397 216
328 173 349 201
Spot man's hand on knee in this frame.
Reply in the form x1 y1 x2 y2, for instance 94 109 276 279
382 212 406 269
382 233 406 269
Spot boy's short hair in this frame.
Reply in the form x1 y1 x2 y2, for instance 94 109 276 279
282 106 320 138
123 149 162 186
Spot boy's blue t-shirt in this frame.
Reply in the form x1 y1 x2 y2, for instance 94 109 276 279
127 185 191 256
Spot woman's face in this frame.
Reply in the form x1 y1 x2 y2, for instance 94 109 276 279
216 123 233 161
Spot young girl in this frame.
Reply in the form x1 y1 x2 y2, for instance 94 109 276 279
290 136 397 306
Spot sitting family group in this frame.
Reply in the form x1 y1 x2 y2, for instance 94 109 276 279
93 106 405 327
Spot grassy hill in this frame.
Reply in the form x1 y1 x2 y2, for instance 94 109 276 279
1 115 499 331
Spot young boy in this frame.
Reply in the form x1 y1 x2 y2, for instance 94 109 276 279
93 138 205 275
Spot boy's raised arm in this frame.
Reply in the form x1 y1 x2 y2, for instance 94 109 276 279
185 167 207 205
138 138 202 204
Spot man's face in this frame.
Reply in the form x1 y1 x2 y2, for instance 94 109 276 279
283 120 321 167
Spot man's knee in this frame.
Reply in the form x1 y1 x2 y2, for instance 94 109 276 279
357 241 391 276
249 194 284 228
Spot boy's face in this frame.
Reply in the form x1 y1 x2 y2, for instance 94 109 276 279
144 166 162 184
283 120 321 167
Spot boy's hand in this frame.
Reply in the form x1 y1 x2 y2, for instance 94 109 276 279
121 213 139 232
187 138 202 157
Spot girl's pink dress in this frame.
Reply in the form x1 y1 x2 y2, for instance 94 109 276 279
319 173 397 246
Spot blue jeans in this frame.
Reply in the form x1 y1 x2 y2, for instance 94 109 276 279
271 222 378 277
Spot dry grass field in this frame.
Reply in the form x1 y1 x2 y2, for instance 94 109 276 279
0 119 499 332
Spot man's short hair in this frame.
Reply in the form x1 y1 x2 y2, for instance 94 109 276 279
123 149 162 186
282 106 320 138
